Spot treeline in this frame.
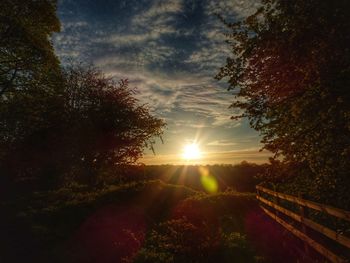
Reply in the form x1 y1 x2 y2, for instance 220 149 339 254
113 162 267 193
0 0 165 194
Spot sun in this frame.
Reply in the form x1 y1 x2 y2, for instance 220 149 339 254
182 143 201 160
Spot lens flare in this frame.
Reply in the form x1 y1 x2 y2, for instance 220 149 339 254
199 167 218 194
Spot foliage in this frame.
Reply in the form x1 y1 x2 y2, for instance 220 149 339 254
0 0 61 96
57 65 165 185
217 0 350 208
0 180 198 263
0 65 165 187
135 230 262 263
0 0 165 189
134 192 263 263
134 218 220 263
0 0 65 191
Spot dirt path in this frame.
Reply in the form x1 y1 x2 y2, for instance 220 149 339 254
245 208 318 262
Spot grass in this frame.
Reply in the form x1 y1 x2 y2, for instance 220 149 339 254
1 180 267 263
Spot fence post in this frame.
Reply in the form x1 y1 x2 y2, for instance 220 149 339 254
298 192 309 257
274 185 280 217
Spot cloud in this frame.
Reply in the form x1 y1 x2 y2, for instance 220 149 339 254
207 140 237 146
205 0 261 19
53 0 265 164
131 0 183 29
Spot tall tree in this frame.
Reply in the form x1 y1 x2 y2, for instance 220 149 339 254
58 65 166 185
0 0 60 96
217 0 350 207
0 65 165 187
0 1 165 188
0 0 63 189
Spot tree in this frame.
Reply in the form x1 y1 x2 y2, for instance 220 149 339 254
58 65 166 185
0 65 165 187
0 1 165 188
0 0 60 96
217 0 350 207
0 0 64 191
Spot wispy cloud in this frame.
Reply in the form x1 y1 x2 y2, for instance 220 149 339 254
207 140 237 146
53 0 264 164
205 0 261 19
131 0 183 29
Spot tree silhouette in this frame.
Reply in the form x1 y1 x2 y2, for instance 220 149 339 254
0 0 63 189
59 65 166 185
217 0 350 207
0 65 165 187
0 0 165 188
0 0 60 96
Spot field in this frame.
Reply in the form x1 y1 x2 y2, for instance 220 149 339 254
0 164 308 263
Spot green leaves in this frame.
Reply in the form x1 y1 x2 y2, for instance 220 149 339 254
0 0 60 96
218 0 350 208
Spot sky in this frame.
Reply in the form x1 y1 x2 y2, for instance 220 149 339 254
53 0 272 165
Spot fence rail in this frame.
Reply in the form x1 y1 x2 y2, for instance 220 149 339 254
256 185 350 263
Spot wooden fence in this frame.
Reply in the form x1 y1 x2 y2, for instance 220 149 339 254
256 185 350 263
